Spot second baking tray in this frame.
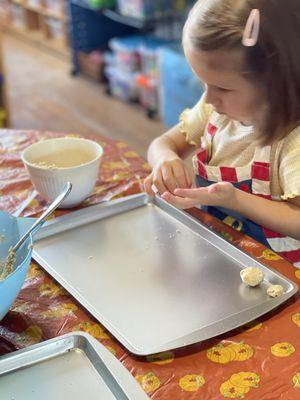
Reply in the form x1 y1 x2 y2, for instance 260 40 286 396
0 332 149 399
33 194 298 355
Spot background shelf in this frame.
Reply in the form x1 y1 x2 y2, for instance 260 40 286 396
0 0 70 59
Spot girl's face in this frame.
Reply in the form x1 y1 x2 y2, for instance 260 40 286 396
184 43 267 127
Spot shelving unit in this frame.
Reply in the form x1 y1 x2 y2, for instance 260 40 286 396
68 0 139 75
67 0 196 122
68 0 188 75
71 0 185 30
0 0 70 60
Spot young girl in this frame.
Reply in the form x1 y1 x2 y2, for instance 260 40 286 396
144 0 300 267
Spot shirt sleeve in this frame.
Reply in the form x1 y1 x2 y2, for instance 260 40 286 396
279 127 300 200
179 94 213 147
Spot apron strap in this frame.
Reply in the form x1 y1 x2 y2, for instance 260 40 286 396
253 145 271 162
251 145 272 198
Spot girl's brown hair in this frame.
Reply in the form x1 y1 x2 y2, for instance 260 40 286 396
184 0 300 143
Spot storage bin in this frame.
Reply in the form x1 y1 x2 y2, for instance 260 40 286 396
103 51 115 67
159 44 205 127
109 35 145 73
136 73 158 113
105 66 139 102
139 37 173 78
77 50 104 81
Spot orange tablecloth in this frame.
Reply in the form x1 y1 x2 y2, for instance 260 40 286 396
0 129 299 399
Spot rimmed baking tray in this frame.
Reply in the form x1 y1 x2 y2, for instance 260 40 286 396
33 193 298 355
0 332 149 399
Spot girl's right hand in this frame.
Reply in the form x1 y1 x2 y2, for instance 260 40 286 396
144 158 192 196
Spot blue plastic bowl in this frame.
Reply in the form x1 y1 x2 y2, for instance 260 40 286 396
0 211 36 320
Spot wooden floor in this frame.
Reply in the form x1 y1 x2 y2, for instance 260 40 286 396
1 33 166 157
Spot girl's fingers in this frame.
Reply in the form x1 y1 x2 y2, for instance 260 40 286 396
174 187 209 199
207 181 233 194
184 166 193 188
172 163 191 189
161 164 178 193
151 184 159 194
144 174 155 195
173 182 235 207
153 169 168 194
161 191 199 209
145 160 196 197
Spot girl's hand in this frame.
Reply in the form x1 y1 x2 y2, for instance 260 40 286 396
144 158 192 195
161 181 236 209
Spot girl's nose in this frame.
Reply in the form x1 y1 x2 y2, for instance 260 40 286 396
205 86 221 108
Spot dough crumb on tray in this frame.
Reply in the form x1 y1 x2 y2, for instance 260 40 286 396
267 284 284 298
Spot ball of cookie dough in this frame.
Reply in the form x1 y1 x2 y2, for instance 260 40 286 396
267 284 284 298
240 267 264 287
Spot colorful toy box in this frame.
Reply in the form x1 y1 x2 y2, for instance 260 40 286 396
109 35 145 73
105 66 139 102
139 37 173 78
136 73 158 116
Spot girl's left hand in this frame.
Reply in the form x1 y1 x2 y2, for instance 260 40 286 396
161 182 236 209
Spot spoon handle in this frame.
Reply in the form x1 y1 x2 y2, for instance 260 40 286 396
13 182 72 253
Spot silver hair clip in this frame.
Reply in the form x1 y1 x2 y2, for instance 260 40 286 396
242 9 260 47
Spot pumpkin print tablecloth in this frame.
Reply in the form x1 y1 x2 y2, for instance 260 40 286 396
0 129 299 399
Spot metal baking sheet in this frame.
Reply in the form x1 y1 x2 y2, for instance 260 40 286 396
0 332 149 400
33 193 298 355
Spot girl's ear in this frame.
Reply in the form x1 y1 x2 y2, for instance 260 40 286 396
242 9 260 47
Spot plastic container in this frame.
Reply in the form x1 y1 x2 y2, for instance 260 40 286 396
77 50 104 81
103 51 115 68
159 44 205 127
139 37 173 78
0 211 34 321
109 35 146 73
105 66 139 102
136 73 158 114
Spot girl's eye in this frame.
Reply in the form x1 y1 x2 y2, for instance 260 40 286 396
217 87 231 92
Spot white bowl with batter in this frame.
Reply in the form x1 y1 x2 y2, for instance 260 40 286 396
22 137 103 208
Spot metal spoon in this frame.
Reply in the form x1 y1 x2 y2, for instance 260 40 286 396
0 182 72 280
13 182 72 253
